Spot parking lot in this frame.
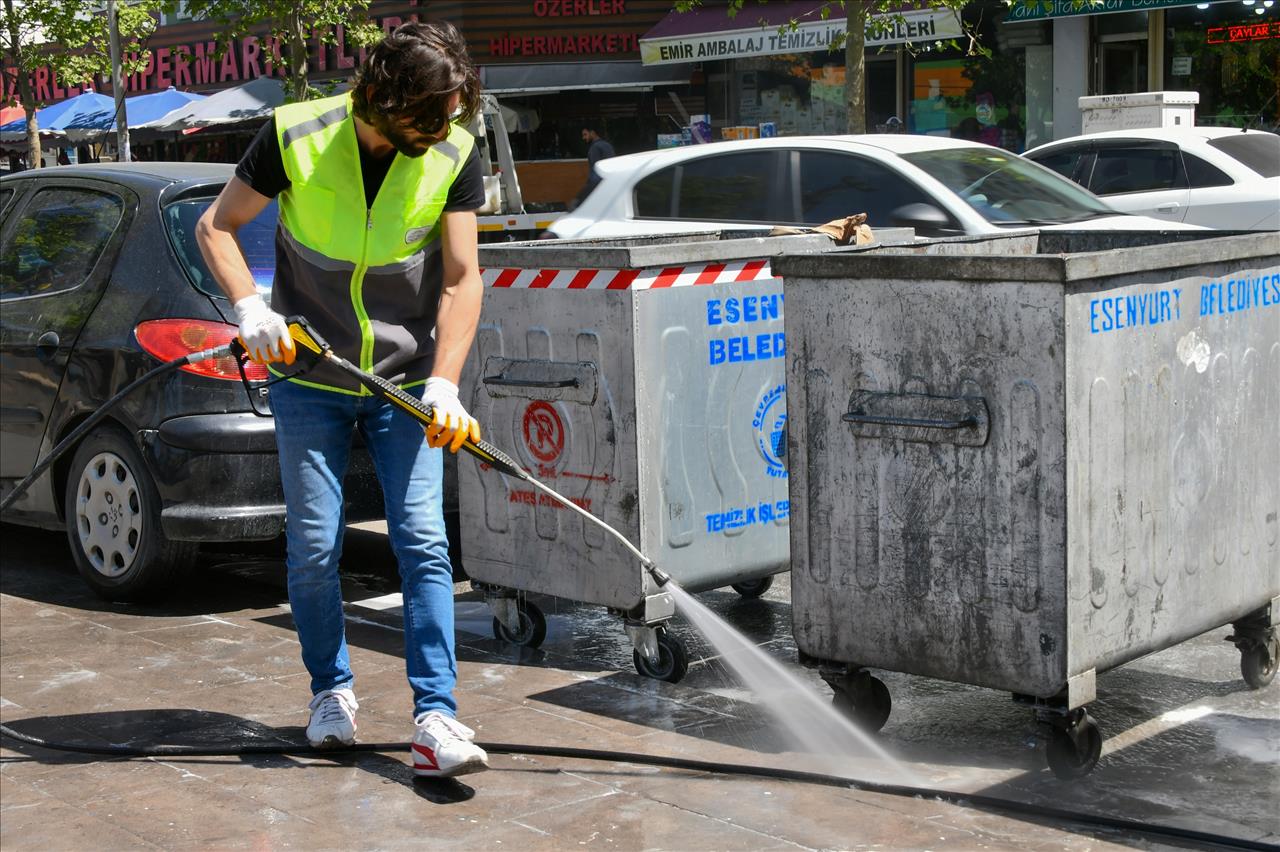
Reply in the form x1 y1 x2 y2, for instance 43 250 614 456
3 521 1277 851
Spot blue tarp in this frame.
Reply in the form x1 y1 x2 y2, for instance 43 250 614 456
40 91 116 138
0 87 207 143
0 94 91 141
121 87 207 126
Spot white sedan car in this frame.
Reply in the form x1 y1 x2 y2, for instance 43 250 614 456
548 134 1203 240
1024 127 1279 230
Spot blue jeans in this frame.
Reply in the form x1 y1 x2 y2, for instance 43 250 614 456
271 379 457 719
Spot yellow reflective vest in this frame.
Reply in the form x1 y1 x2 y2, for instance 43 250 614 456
269 93 475 394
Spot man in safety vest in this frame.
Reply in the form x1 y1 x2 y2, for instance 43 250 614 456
195 21 489 779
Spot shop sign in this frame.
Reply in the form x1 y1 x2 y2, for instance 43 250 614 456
1005 0 1220 22
1207 21 1280 43
3 16 401 103
640 7 962 66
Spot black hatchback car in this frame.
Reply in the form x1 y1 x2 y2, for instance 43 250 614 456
0 163 385 600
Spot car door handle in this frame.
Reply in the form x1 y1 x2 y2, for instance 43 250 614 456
1155 202 1180 213
36 331 60 362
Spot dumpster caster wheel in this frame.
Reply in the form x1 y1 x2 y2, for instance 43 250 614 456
831 674 891 733
633 627 689 683
731 576 774 598
1046 712 1102 780
1241 635 1278 689
492 600 547 649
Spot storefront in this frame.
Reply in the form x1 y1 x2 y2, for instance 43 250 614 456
9 0 1273 169
639 1 950 136
5 0 698 180
635 0 1277 150
1005 0 1278 138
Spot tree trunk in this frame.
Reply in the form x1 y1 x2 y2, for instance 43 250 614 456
3 0 41 168
844 1 867 134
23 102 39 168
287 10 309 102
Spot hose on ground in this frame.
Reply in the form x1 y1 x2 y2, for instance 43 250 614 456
1 723 1271 851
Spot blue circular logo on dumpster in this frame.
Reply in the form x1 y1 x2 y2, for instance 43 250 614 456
753 384 787 480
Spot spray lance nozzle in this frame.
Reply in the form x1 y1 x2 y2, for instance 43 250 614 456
645 561 672 587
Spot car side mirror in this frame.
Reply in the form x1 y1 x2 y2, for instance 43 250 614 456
890 202 956 236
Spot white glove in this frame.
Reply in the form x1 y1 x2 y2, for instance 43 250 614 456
233 293 295 365
422 377 480 453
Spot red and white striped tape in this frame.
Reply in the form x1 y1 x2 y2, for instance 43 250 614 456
481 259 775 291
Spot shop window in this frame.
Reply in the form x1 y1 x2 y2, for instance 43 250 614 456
1182 152 1234 189
1165 4 1280 129
674 152 777 222
0 188 123 299
1088 147 1186 196
797 151 936 228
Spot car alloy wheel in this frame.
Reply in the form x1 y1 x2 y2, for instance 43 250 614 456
63 426 196 601
73 450 143 578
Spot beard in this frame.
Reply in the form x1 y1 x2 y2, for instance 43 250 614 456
386 126 432 158
373 115 433 158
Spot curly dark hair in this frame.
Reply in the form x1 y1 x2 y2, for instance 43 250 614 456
351 20 480 134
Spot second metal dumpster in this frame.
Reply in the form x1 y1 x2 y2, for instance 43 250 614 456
776 230 1279 777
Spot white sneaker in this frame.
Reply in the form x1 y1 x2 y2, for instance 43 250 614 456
412 710 488 778
306 687 358 748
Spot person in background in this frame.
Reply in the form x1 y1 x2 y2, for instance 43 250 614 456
572 123 615 208
194 20 490 780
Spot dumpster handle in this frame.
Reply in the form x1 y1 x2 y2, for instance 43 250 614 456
842 412 977 430
483 375 580 389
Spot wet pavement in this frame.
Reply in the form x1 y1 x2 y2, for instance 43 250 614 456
2 521 1278 851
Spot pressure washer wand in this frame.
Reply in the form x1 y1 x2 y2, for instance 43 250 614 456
274 318 672 588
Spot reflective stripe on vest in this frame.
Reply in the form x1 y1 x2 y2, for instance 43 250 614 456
269 93 475 393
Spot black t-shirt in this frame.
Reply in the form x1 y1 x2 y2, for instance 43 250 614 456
235 115 485 210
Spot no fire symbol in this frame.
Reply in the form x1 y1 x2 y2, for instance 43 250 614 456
522 400 565 464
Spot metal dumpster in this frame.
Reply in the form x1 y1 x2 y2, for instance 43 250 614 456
459 229 913 681
776 230 1279 777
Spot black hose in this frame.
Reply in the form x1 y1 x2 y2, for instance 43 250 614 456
0 346 230 515
1 723 1271 851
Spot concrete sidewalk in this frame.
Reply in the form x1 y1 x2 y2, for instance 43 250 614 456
3 526 1277 851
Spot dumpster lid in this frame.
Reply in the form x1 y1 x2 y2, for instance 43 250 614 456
771 231 1279 286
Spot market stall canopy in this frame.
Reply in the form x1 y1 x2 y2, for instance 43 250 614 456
639 0 963 66
139 76 284 133
124 87 208 126
479 61 695 95
50 87 208 143
0 91 111 143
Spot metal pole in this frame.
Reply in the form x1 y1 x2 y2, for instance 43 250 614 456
107 0 130 162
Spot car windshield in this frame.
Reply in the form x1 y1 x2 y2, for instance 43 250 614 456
164 196 277 296
1207 133 1280 178
901 147 1116 226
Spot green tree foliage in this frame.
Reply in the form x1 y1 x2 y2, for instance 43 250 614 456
171 0 383 102
673 1 1105 134
1 0 159 167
